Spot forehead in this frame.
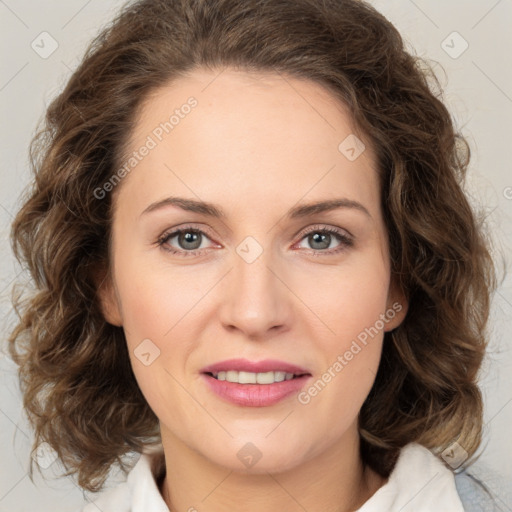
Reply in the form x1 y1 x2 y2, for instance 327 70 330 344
114 68 380 220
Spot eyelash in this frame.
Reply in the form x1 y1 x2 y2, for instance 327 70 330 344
156 224 354 258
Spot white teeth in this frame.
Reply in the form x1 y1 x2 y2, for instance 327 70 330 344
213 370 297 384
238 371 257 384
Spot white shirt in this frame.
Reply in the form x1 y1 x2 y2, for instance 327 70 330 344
81 442 465 511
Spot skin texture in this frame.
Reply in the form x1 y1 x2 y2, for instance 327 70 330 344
99 68 408 512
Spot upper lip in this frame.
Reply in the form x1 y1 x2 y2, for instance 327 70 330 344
201 358 311 375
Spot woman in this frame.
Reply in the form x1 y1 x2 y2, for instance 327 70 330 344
8 0 500 510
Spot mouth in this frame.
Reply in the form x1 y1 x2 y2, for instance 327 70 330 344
200 365 313 407
204 370 310 384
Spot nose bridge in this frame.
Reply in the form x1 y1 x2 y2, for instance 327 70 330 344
219 238 290 336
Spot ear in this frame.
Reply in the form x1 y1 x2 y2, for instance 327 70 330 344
95 266 123 327
384 275 408 332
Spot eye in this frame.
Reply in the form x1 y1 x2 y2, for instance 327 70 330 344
156 224 353 257
157 225 218 257
294 225 353 255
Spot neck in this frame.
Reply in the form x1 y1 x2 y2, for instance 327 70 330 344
159 426 386 512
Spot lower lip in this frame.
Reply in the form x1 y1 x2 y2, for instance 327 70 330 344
201 373 312 407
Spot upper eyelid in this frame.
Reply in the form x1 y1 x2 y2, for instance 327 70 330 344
160 224 217 242
295 223 353 240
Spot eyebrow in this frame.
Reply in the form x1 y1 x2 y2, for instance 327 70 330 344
140 196 371 219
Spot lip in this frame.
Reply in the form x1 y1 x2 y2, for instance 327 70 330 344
200 358 312 407
200 358 310 375
201 373 312 407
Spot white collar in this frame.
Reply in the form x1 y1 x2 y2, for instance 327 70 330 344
126 443 168 512
85 442 464 511
355 442 465 511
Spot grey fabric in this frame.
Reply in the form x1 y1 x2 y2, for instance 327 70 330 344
455 471 504 512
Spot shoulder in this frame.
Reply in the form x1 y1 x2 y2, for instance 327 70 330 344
367 443 507 512
75 445 168 512
454 470 503 512
75 481 131 512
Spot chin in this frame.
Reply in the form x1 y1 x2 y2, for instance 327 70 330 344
203 437 313 475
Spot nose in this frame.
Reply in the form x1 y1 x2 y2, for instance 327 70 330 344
218 248 293 340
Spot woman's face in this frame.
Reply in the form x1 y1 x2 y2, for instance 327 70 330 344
100 68 407 473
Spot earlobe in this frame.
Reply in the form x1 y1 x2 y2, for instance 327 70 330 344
384 279 409 332
95 268 123 327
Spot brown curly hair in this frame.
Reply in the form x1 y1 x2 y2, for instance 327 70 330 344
8 0 497 493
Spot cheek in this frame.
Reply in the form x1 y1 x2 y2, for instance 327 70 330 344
298 248 389 401
114 258 204 347
301 249 390 343
112 262 201 415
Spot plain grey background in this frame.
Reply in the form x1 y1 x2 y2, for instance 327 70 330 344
1 1 511 511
